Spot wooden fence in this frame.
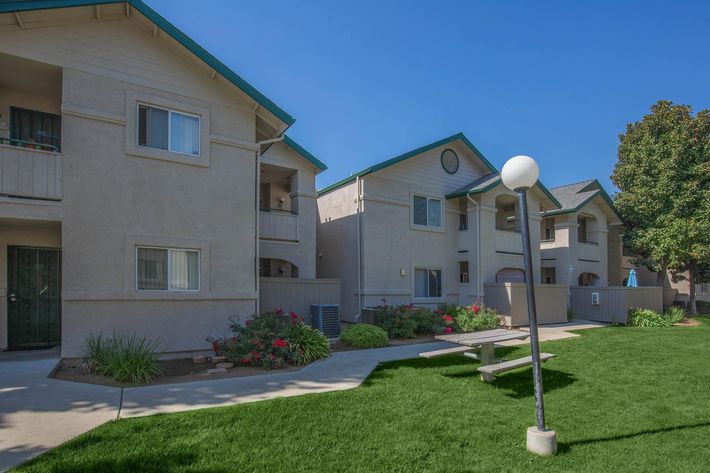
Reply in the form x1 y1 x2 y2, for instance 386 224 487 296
259 278 340 322
484 283 568 326
569 286 663 324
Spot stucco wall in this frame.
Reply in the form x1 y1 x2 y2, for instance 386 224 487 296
1 18 265 356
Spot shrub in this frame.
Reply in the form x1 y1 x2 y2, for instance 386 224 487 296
287 322 330 364
452 304 501 332
663 306 685 324
567 308 576 322
627 308 671 327
374 305 418 338
696 300 710 314
83 333 162 384
340 324 388 348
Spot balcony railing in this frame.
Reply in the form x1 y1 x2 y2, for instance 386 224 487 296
0 139 62 201
495 229 523 254
578 241 601 261
260 209 298 241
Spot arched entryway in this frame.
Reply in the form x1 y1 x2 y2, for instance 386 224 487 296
496 268 525 283
578 272 599 286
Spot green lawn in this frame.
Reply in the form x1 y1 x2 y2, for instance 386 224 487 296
15 318 710 473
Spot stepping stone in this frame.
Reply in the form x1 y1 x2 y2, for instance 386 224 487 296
211 356 226 364
192 355 207 364
215 362 234 369
207 368 227 375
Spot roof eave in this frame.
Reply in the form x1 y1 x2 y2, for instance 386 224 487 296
0 0 295 127
283 136 327 172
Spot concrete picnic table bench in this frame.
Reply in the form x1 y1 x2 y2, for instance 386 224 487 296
419 328 555 382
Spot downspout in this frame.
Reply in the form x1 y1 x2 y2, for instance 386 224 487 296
356 175 363 320
467 195 482 304
254 135 285 316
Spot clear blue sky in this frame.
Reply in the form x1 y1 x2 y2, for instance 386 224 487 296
147 0 709 192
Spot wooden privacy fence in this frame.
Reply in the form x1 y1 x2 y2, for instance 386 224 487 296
569 286 663 324
484 283 568 326
259 278 340 322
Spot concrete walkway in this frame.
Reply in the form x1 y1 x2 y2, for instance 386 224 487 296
0 321 607 471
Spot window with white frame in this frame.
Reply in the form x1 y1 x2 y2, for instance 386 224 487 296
138 104 200 156
413 195 442 227
415 268 442 298
137 247 200 291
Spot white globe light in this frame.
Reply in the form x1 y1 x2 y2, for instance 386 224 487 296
501 155 539 191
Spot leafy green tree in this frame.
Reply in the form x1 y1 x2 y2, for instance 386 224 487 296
612 100 710 314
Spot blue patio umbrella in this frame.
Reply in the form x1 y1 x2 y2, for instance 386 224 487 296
627 269 638 288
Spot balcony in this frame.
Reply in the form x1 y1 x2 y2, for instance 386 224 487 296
495 229 523 254
260 209 298 242
0 139 62 201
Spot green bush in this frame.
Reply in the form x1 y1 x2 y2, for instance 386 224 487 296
340 324 389 348
664 306 686 324
452 304 501 332
287 322 330 365
374 305 418 338
627 308 671 327
83 333 162 384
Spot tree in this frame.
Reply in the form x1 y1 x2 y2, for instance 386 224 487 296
612 100 710 314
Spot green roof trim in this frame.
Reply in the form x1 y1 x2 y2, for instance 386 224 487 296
445 177 562 209
542 179 622 221
0 0 295 127
317 132 496 196
283 135 327 171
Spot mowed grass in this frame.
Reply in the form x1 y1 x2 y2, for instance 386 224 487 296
14 318 710 473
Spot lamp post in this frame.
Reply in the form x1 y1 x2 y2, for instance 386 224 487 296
500 155 557 456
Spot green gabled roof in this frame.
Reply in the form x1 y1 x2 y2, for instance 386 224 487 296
0 0 295 127
445 173 562 209
317 132 497 196
542 179 623 222
283 135 327 172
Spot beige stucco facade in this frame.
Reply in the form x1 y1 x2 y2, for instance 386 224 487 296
0 3 324 356
317 136 554 322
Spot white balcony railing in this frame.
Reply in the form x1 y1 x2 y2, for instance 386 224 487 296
260 210 298 242
0 143 62 200
495 229 523 254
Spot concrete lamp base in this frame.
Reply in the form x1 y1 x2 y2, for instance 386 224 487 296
527 426 557 456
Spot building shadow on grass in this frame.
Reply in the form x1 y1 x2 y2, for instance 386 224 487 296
557 420 710 454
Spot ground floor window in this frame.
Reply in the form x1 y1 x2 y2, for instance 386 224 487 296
542 267 556 284
137 247 199 291
415 268 442 298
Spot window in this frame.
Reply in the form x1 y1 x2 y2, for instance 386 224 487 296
10 107 61 151
578 217 588 242
413 195 442 227
542 217 555 241
415 268 442 298
138 104 200 156
459 213 468 231
137 247 199 291
459 261 470 284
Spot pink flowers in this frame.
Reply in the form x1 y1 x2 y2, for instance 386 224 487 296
273 339 288 348
472 304 481 315
444 327 453 334
442 315 454 322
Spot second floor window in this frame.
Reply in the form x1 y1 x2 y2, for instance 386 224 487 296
413 195 442 227
138 104 200 156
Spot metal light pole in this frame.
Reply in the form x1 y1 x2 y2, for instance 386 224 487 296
501 155 557 456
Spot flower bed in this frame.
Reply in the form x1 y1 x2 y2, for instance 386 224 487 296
208 310 331 370
373 302 500 339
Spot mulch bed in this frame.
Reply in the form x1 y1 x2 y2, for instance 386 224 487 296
51 357 301 388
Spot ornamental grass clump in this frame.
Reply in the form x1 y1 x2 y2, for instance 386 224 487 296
663 306 686 324
287 322 330 365
340 324 389 348
83 333 162 384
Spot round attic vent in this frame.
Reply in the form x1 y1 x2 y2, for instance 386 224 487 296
441 148 459 174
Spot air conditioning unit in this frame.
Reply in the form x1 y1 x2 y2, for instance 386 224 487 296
311 304 340 338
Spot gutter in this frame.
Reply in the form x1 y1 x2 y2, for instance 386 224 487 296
254 135 285 316
466 195 483 304
356 175 363 320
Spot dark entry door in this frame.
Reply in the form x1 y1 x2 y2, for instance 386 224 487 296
7 246 61 349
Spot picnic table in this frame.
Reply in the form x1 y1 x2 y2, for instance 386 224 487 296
419 329 555 382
